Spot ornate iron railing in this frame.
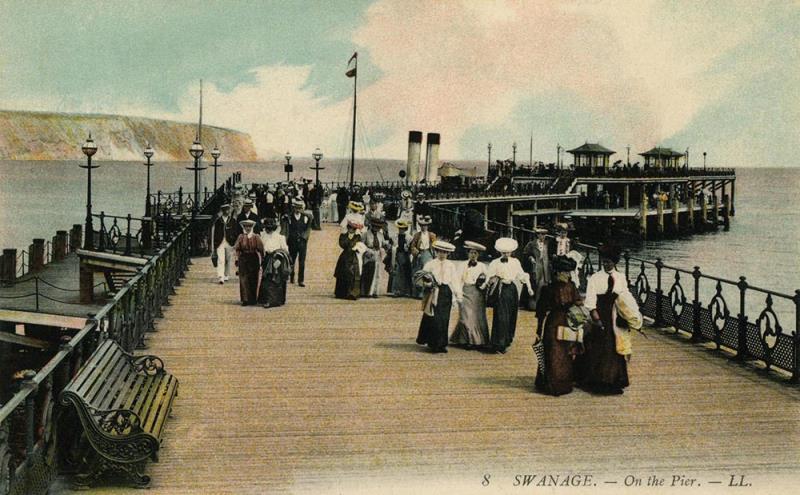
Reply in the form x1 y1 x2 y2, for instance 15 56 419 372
0 172 240 495
427 203 799 383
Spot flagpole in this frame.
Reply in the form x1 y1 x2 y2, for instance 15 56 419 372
349 55 357 188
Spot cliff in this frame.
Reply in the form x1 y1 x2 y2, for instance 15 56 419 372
0 110 257 161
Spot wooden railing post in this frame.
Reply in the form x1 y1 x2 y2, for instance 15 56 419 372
654 258 665 327
54 230 68 261
691 267 702 342
70 224 82 252
124 214 133 256
1 248 16 286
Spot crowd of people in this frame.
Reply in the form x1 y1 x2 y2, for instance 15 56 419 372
211 181 643 397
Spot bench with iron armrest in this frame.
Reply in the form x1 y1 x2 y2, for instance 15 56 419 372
59 339 178 488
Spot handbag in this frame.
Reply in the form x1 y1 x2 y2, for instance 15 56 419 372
211 252 218 268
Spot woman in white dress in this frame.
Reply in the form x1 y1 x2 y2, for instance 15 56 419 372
259 217 291 308
415 241 462 354
450 241 490 349
483 238 532 353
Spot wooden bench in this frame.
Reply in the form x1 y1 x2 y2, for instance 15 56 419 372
59 339 178 488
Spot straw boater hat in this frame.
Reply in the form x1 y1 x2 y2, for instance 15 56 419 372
463 240 486 252
292 198 305 208
417 215 432 226
534 227 548 235
240 219 256 228
401 190 412 199
243 198 254 207
432 240 455 253
395 219 410 230
347 201 364 212
555 222 569 233
220 203 231 210
495 237 518 254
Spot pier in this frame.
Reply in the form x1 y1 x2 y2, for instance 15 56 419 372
1 172 797 495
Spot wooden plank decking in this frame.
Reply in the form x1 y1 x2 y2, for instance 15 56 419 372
68 225 799 494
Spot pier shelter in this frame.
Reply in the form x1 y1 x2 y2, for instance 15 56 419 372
567 142 615 173
640 146 686 169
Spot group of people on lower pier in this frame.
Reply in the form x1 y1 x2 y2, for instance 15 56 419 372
210 183 313 308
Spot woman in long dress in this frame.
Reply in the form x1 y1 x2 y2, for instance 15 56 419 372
534 256 583 396
334 220 363 300
410 216 436 299
387 220 413 297
259 217 291 308
483 238 532 354
576 244 633 394
233 219 264 306
360 218 388 297
520 228 551 310
450 241 490 349
415 240 461 353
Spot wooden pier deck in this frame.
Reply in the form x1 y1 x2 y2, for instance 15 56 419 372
63 225 800 494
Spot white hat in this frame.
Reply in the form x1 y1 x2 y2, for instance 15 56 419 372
494 237 518 254
292 198 305 208
432 240 455 253
463 240 486 252
240 219 256 228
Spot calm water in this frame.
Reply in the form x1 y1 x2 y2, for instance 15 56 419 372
1 160 797 311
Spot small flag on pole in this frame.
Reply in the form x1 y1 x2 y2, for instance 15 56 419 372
346 52 357 78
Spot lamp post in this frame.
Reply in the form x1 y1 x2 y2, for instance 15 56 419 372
703 151 707 171
210 145 221 191
143 142 154 216
512 141 517 163
284 151 293 182
80 134 99 250
487 142 492 168
187 136 205 219
310 148 324 230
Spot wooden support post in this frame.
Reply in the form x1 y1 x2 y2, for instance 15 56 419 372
656 194 665 235
711 181 719 228
1 248 16 285
30 239 45 273
70 224 82 252
624 184 630 209
723 193 731 231
639 191 648 239
687 192 695 230
508 203 514 232
483 203 489 230
79 263 94 304
672 196 680 233
730 179 736 216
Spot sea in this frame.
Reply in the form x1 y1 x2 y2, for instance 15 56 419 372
1 159 798 322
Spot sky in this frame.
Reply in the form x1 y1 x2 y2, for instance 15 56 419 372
0 0 797 166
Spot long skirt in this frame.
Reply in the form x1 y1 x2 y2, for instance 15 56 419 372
238 252 261 305
576 292 629 392
360 259 380 297
535 310 578 396
389 252 413 296
412 250 434 298
490 283 519 351
258 255 287 308
416 285 452 351
450 284 489 346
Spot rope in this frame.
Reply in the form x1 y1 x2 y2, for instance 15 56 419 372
0 293 36 300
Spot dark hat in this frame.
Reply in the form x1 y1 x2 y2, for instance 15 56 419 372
263 217 278 230
598 244 621 263
552 255 577 273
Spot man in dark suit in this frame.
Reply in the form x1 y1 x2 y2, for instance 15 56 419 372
236 198 261 234
282 198 312 287
210 204 239 284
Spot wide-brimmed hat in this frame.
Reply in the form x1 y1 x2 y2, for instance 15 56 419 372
555 222 569 233
292 198 305 208
534 227 548 235
243 198 254 207
220 203 231 210
553 255 578 273
432 240 455 253
598 244 621 263
240 219 256 228
417 215 432 226
348 201 364 212
400 190 412 199
395 219 410 230
495 237 518 254
464 240 486 252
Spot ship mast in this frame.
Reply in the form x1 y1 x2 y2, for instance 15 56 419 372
346 53 358 188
